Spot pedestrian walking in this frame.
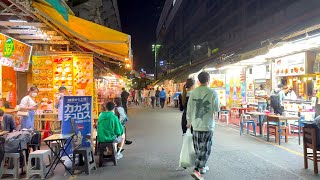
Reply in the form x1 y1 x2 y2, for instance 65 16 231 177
186 72 220 180
159 88 166 108
167 90 172 105
121 88 130 114
144 88 150 106
179 79 195 134
135 89 140 105
149 88 156 109
155 87 160 107
140 89 145 104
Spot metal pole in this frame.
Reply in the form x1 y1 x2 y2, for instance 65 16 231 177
155 46 157 80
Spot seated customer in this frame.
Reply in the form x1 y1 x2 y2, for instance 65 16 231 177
0 109 16 132
97 102 125 159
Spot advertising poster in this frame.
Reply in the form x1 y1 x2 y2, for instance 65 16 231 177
32 56 54 110
209 74 225 88
226 68 245 107
73 54 93 96
62 96 92 155
0 33 32 71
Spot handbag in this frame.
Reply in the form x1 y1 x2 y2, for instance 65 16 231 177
17 97 31 117
17 111 29 117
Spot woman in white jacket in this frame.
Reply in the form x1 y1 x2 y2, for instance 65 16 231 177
114 97 132 145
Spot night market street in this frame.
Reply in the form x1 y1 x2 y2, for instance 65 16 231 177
44 105 318 180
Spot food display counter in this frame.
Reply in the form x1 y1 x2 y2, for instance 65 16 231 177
283 99 315 121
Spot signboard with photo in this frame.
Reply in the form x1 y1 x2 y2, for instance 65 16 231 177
209 74 225 88
274 52 306 76
0 33 32 71
62 96 92 155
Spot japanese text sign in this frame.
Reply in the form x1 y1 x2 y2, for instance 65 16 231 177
62 96 92 151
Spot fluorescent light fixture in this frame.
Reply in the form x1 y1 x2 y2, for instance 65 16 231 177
204 68 217 71
9 19 27 23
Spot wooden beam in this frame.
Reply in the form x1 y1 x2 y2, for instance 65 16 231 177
25 40 70 44
0 1 28 21
0 12 30 16
15 35 64 40
1 29 57 35
0 21 45 27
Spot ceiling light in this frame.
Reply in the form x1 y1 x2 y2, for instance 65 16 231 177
9 19 27 23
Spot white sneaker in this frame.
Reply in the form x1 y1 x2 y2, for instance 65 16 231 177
200 166 209 174
116 153 123 160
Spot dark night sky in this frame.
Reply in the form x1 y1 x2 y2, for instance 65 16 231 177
118 0 164 73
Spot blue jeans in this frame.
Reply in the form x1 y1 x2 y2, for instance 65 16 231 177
258 102 267 123
21 110 35 129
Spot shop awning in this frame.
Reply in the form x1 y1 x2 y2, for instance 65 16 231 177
32 2 132 62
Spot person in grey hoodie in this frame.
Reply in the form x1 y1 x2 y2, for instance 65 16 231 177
187 72 219 180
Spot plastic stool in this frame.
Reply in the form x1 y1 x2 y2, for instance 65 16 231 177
72 147 97 175
220 112 229 125
240 121 257 136
26 150 52 179
0 152 26 179
98 142 118 167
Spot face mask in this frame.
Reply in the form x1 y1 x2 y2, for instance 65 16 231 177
31 92 38 97
59 93 64 97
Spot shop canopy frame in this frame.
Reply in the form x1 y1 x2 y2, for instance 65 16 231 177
31 1 132 64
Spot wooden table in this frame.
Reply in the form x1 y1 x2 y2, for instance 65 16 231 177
266 115 300 145
43 133 75 178
247 112 269 136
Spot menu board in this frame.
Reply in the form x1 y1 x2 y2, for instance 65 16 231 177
32 56 54 110
210 74 225 88
274 52 306 76
0 33 32 71
73 54 93 96
53 56 73 95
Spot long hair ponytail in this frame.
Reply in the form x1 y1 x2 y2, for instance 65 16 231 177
182 85 187 106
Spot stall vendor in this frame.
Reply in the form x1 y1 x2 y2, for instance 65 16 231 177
19 86 39 129
285 85 297 100
255 84 268 112
55 86 68 121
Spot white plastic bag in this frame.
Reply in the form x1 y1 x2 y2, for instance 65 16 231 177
179 129 196 168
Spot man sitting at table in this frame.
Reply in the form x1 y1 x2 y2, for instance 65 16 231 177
97 101 125 160
0 109 16 132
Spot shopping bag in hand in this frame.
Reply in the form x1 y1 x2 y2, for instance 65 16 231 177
179 129 196 168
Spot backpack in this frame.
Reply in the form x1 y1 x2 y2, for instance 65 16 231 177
270 90 281 110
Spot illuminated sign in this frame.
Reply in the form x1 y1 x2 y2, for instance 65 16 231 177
0 33 32 71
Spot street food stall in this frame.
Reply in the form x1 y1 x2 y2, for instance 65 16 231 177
273 52 316 120
31 53 95 131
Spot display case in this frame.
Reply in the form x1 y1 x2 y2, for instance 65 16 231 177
283 99 315 121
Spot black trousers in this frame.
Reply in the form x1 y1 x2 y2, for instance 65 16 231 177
122 100 128 113
160 98 165 108
181 111 193 134
151 97 155 108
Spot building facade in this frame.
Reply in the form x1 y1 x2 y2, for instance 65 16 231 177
69 0 122 31
156 0 320 78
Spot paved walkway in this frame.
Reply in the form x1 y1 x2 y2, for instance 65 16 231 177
48 105 318 180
